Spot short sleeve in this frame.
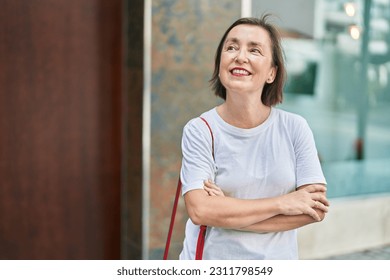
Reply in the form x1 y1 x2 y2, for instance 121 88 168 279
180 118 216 195
292 117 327 187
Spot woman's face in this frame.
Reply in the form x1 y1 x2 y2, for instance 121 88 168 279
219 24 276 98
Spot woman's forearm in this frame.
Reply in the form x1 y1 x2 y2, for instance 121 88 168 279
184 184 328 229
237 209 325 233
184 189 282 229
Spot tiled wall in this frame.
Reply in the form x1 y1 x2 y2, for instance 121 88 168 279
149 0 240 259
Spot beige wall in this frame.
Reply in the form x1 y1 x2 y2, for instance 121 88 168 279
299 195 390 259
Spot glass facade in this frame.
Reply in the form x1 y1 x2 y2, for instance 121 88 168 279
253 0 390 198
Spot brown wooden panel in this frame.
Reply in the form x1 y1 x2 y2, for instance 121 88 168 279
122 0 144 260
0 0 124 259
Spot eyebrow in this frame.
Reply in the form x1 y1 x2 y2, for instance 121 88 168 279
225 37 264 47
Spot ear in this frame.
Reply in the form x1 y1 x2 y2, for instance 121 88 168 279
266 66 277 84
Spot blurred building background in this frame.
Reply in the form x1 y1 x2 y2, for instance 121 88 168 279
148 0 390 260
1 0 389 260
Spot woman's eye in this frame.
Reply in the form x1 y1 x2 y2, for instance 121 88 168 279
227 45 237 51
251 48 261 54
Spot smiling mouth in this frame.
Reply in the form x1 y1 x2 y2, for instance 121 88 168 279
230 68 251 76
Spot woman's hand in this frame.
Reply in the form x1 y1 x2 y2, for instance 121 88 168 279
203 180 225 197
278 184 329 222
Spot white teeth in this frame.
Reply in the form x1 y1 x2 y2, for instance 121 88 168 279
232 69 250 75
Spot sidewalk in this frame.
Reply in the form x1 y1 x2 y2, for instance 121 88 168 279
323 244 390 260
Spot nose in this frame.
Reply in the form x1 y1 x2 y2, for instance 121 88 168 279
235 49 248 63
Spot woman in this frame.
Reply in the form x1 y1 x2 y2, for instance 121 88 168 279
179 15 329 260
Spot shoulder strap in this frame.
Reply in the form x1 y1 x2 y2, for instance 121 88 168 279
195 117 214 260
199 117 215 160
163 117 214 260
163 178 182 260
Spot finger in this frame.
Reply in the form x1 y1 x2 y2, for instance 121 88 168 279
210 188 224 197
304 184 327 193
204 180 211 187
311 193 330 206
204 180 220 191
203 185 220 196
204 180 216 188
313 201 329 213
204 180 225 197
204 185 216 194
203 184 213 195
306 207 321 222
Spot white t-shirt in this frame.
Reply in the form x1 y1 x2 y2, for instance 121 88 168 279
179 107 326 260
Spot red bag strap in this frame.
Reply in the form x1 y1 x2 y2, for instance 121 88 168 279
199 117 215 160
163 117 214 260
163 178 182 260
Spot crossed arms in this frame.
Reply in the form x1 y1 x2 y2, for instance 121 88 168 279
184 181 329 233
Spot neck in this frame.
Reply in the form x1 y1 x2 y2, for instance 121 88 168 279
217 93 271 129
